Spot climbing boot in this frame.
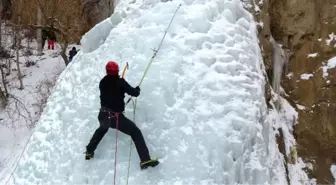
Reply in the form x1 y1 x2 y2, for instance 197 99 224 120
140 158 159 170
85 151 94 160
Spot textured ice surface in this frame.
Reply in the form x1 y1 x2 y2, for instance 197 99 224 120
10 0 285 184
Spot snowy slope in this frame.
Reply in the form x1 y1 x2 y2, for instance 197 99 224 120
0 48 66 184
0 42 80 184
9 0 286 184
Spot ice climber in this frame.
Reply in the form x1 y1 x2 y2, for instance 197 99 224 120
85 61 159 170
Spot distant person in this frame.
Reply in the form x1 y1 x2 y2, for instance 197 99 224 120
42 29 56 50
47 37 55 50
68 47 78 62
84 61 159 170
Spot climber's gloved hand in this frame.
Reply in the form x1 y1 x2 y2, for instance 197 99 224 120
135 86 140 96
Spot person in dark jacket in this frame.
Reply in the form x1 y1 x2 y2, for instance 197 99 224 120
68 47 77 62
85 61 159 170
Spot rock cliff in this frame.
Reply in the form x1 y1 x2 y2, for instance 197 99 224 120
251 0 336 183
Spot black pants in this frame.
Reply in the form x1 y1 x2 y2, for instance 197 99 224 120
86 107 151 162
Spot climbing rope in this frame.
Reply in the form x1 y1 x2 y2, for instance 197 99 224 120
125 98 137 185
112 99 135 185
125 3 182 106
122 5 182 185
111 112 120 185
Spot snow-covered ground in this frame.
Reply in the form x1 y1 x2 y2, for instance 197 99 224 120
0 36 80 184
5 0 300 184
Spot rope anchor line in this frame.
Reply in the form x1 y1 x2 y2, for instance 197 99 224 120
125 3 182 106
123 4 182 185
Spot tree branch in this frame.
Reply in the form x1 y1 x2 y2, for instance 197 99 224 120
8 94 33 128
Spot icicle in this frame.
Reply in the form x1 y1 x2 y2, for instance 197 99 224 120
270 36 287 110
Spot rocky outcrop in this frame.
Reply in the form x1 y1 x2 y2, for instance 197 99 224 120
251 0 336 183
82 0 115 29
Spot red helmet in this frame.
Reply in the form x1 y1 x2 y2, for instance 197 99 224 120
105 61 119 75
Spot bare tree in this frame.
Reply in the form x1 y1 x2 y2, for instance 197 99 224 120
11 0 24 90
6 94 33 128
0 2 5 105
36 2 42 55
15 31 24 89
0 45 12 107
0 0 2 50
0 58 9 94
0 9 10 106
6 50 12 75
0 64 8 106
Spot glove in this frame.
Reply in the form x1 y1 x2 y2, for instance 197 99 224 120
135 86 140 95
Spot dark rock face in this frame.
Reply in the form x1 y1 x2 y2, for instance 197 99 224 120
82 0 115 28
251 0 336 183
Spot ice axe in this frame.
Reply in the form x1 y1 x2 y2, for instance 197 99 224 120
121 62 129 78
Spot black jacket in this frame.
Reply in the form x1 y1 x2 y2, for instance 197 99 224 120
99 75 140 112
69 50 77 58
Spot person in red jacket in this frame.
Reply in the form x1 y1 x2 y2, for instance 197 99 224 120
85 61 159 170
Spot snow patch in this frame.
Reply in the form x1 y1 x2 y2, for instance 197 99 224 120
331 164 336 184
326 32 336 46
268 91 312 184
286 72 293 79
321 56 336 77
258 0 264 5
254 5 260 12
256 21 264 28
296 104 305 110
307 53 318 58
306 162 313 171
300 73 313 80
